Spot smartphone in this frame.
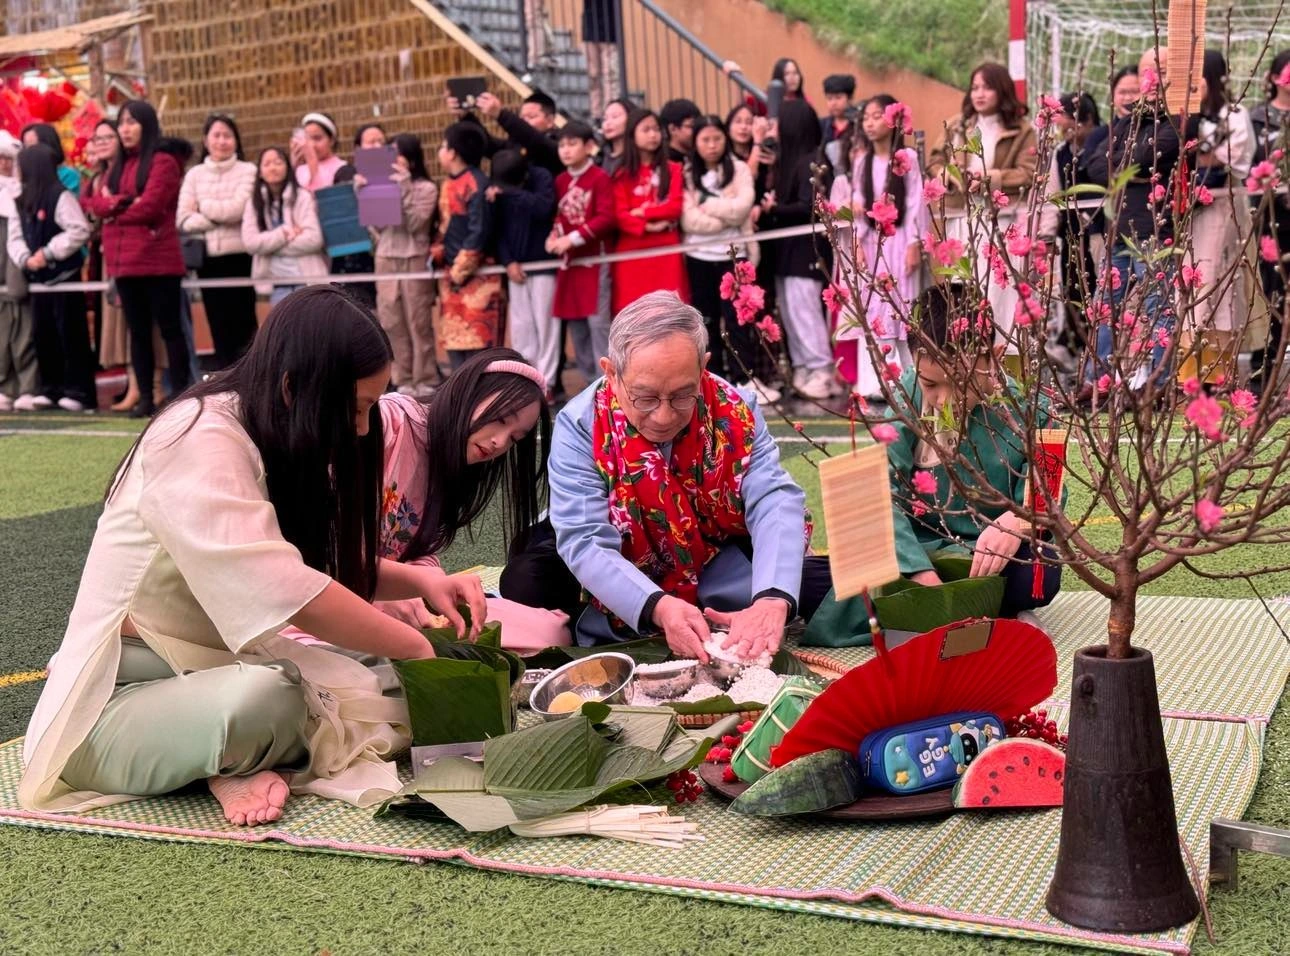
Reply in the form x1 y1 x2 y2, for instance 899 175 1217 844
446 75 488 110
291 127 306 146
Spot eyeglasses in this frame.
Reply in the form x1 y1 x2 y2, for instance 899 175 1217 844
627 392 698 414
90 135 116 144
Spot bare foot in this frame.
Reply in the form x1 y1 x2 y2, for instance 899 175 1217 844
208 771 290 826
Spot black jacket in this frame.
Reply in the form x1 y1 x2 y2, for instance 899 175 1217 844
1085 108 1182 244
761 154 833 279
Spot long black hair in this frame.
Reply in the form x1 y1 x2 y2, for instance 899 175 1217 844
392 132 430 181
107 100 162 195
964 62 1028 128
20 123 64 164
1200 49 1230 118
771 57 805 97
774 98 823 200
108 287 392 599
859 93 909 228
1265 49 1290 103
403 348 550 562
252 146 299 231
686 114 734 192
91 119 120 176
619 108 671 197
16 144 62 220
199 113 245 162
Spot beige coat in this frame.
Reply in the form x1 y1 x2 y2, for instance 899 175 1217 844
372 176 438 260
177 156 257 257
681 157 759 265
19 396 410 813
240 187 329 295
926 114 1039 216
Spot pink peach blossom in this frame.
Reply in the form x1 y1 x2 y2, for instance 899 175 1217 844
912 470 938 496
1260 236 1280 264
883 101 913 136
1194 499 1224 534
922 179 947 204
870 423 899 444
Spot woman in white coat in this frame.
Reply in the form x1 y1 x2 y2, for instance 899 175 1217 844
19 288 486 826
177 114 258 368
241 146 327 305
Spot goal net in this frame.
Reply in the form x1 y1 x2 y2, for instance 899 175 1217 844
1026 1 1290 106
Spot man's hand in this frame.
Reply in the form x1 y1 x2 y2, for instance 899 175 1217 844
910 569 944 587
971 512 1025 578
652 595 712 663
418 568 487 640
485 184 503 202
446 94 467 119
704 597 789 662
506 261 526 284
474 91 503 121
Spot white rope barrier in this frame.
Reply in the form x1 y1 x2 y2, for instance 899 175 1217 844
10 190 1260 295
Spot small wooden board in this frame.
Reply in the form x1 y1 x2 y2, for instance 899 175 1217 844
699 762 955 820
817 446 900 599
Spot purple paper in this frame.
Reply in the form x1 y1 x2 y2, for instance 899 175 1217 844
354 146 396 183
359 183 403 228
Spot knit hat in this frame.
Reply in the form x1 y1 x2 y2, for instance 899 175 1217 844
0 131 20 159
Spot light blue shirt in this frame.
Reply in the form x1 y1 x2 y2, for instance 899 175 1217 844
549 376 807 631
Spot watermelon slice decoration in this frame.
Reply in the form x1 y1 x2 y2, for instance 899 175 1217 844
952 738 1066 809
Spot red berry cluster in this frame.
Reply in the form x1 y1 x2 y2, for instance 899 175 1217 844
665 769 704 803
1004 709 1068 750
706 721 756 785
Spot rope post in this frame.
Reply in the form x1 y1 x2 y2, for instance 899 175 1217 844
1009 0 1028 103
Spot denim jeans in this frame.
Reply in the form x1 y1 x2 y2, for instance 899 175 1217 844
1085 243 1175 384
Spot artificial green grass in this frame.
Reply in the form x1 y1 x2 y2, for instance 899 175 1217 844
0 423 1286 955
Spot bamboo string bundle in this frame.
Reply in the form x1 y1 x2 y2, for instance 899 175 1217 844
508 806 705 848
1165 0 1207 116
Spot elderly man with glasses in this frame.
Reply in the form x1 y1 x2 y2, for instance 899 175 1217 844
504 290 829 662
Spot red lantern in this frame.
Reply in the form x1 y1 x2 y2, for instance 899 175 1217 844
42 91 72 122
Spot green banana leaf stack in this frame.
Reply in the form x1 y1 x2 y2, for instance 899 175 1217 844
801 553 1007 648
392 617 525 747
377 703 718 831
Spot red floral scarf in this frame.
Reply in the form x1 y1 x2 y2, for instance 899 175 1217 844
592 372 755 609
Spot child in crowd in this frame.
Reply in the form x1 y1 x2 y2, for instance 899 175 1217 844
292 111 344 192
836 93 926 400
241 146 328 304
7 145 96 411
885 283 1061 616
820 73 857 154
681 114 774 398
549 121 616 384
372 133 440 400
0 131 37 412
659 98 702 164
611 108 687 312
492 148 558 398
434 122 502 368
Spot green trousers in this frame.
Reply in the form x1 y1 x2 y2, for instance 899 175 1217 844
61 639 311 797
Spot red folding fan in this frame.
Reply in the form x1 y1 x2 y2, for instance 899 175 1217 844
771 617 1057 767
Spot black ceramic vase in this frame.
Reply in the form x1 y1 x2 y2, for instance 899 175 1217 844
1045 646 1200 932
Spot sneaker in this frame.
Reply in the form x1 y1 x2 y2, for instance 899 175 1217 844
796 367 834 401
0 394 11 412
747 376 782 404
57 397 85 412
13 393 41 411
29 394 53 410
791 367 810 392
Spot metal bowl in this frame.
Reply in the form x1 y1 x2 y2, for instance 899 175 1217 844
704 630 744 683
633 660 698 699
530 652 636 721
514 668 551 708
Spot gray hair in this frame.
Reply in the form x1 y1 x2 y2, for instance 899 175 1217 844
608 291 709 375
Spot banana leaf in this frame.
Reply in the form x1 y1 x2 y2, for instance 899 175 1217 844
379 709 711 829
394 641 523 746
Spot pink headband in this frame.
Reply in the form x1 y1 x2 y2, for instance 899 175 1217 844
486 359 547 396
